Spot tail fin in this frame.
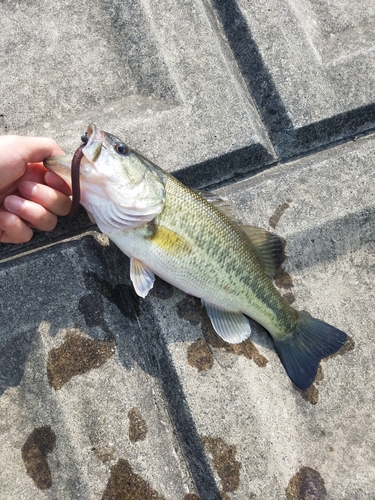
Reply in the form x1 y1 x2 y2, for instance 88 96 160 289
273 312 347 390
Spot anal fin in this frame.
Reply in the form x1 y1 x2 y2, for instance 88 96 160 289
202 300 251 344
130 257 155 298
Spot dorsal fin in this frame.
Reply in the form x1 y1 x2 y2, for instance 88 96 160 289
197 190 284 278
241 226 285 278
196 190 236 220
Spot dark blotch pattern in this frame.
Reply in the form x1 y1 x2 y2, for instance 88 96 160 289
201 436 241 494
47 330 115 390
128 407 148 442
187 338 214 372
286 466 327 500
102 458 164 500
21 426 56 490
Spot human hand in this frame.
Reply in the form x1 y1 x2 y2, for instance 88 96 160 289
0 135 72 243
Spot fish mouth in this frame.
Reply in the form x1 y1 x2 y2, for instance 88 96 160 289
82 124 104 163
43 123 104 176
43 123 106 217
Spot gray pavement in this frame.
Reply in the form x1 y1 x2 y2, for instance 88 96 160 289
1 0 375 498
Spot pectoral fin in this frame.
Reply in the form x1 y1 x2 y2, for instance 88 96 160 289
130 257 155 298
202 300 251 343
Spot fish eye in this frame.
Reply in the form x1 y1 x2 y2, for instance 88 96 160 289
116 143 129 155
81 134 89 144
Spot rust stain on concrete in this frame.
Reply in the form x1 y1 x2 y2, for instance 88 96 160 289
128 407 148 442
286 466 327 500
21 426 56 490
102 458 164 499
47 329 115 390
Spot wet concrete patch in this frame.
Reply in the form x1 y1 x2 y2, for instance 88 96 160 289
128 407 148 442
47 329 115 390
21 426 56 490
150 277 174 299
102 458 164 500
177 296 204 326
328 335 355 358
202 315 268 368
286 466 327 500
282 291 296 305
274 266 294 290
79 292 106 328
92 447 116 464
201 436 241 496
187 339 214 372
269 200 292 229
297 366 324 405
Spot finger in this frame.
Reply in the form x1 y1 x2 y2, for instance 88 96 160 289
0 136 65 188
9 136 65 164
4 195 58 232
1 163 47 201
44 171 72 196
18 181 72 216
0 209 33 244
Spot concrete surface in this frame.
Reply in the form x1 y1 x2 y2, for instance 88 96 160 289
1 0 375 498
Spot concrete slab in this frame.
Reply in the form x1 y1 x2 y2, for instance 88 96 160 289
210 0 375 157
0 0 275 188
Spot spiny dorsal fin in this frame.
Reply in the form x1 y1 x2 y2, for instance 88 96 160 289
196 190 236 220
241 226 285 278
197 190 284 278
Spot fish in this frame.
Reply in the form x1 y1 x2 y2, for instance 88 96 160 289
44 124 347 390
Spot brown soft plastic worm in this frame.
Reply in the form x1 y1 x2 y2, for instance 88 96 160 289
69 135 88 217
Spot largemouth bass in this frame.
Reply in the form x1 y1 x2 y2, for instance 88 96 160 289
44 124 347 389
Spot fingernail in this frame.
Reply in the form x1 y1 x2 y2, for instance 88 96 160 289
5 196 24 213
